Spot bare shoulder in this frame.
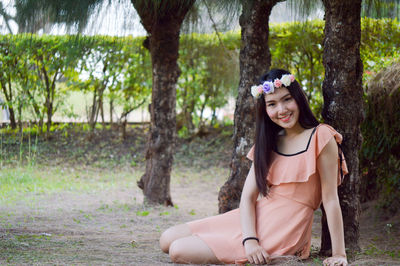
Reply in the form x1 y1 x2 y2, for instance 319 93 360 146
319 137 338 158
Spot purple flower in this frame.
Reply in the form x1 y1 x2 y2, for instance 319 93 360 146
262 81 275 94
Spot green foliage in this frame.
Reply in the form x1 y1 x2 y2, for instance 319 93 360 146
1 18 400 139
68 35 151 129
0 34 152 132
269 20 325 119
362 0 400 19
177 32 239 133
361 18 400 83
0 34 86 131
360 60 400 214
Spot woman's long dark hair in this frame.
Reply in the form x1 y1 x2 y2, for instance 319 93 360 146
254 69 319 196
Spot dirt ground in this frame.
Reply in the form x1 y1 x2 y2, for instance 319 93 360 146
1 169 400 265
1 125 399 265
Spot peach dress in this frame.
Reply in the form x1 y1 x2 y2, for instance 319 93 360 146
187 124 348 264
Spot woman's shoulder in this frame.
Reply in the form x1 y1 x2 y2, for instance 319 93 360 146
313 123 344 153
315 123 341 138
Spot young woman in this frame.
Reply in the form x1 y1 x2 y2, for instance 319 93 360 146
159 69 348 265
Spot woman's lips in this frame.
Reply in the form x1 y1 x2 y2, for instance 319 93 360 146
280 114 291 122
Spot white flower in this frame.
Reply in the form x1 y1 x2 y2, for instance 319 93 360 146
251 85 262 98
280 74 292 87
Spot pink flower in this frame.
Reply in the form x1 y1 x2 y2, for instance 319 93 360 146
251 85 264 98
289 74 295 82
274 79 282 88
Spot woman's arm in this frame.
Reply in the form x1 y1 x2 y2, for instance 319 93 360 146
239 163 270 264
317 137 348 266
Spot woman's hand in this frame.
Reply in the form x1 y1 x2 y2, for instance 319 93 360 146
244 240 270 264
323 255 348 266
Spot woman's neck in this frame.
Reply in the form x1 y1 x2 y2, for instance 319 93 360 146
283 123 305 138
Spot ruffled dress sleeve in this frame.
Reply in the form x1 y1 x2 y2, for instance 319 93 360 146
246 145 255 161
246 124 348 186
314 124 348 185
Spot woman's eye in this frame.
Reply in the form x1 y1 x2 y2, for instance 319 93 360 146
284 97 292 102
267 103 275 107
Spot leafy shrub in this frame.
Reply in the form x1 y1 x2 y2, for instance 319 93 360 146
1 18 400 137
269 20 325 119
360 61 400 214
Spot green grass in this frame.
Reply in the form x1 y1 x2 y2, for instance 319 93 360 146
0 123 231 207
0 232 101 264
362 243 400 259
0 166 141 204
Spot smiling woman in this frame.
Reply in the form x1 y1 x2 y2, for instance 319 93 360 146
159 69 349 266
264 87 300 130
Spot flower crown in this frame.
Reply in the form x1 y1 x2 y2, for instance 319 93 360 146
251 74 295 99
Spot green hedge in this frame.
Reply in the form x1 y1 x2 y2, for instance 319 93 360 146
0 34 239 133
0 35 152 133
1 18 399 133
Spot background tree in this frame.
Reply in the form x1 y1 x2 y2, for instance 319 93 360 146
0 38 18 128
177 32 239 134
218 0 280 213
320 0 400 254
13 0 101 33
320 0 364 254
132 0 196 206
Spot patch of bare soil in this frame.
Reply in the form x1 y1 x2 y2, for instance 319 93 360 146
1 172 399 265
1 125 399 265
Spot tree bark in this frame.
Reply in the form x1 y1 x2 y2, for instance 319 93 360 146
218 0 278 213
0 78 17 129
8 107 17 129
133 0 196 205
321 0 363 254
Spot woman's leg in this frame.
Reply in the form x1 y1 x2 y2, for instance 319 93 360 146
159 224 192 253
169 236 220 264
160 224 220 264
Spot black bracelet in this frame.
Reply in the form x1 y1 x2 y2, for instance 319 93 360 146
242 237 259 246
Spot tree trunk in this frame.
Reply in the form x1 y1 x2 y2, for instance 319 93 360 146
8 107 17 129
100 97 105 129
46 98 52 136
218 0 278 213
109 99 114 125
17 101 23 132
1 79 17 129
45 82 54 137
133 0 196 205
89 86 98 132
121 119 127 140
40 63 53 136
321 0 363 254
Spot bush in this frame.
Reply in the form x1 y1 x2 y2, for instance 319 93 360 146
360 61 400 214
1 18 400 137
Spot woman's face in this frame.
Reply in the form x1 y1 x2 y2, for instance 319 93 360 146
264 87 300 129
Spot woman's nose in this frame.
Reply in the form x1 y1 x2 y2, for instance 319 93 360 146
277 103 287 114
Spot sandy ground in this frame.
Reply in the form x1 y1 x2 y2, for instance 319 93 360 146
1 165 399 266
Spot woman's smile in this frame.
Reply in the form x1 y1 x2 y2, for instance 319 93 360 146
265 87 300 130
279 113 292 122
